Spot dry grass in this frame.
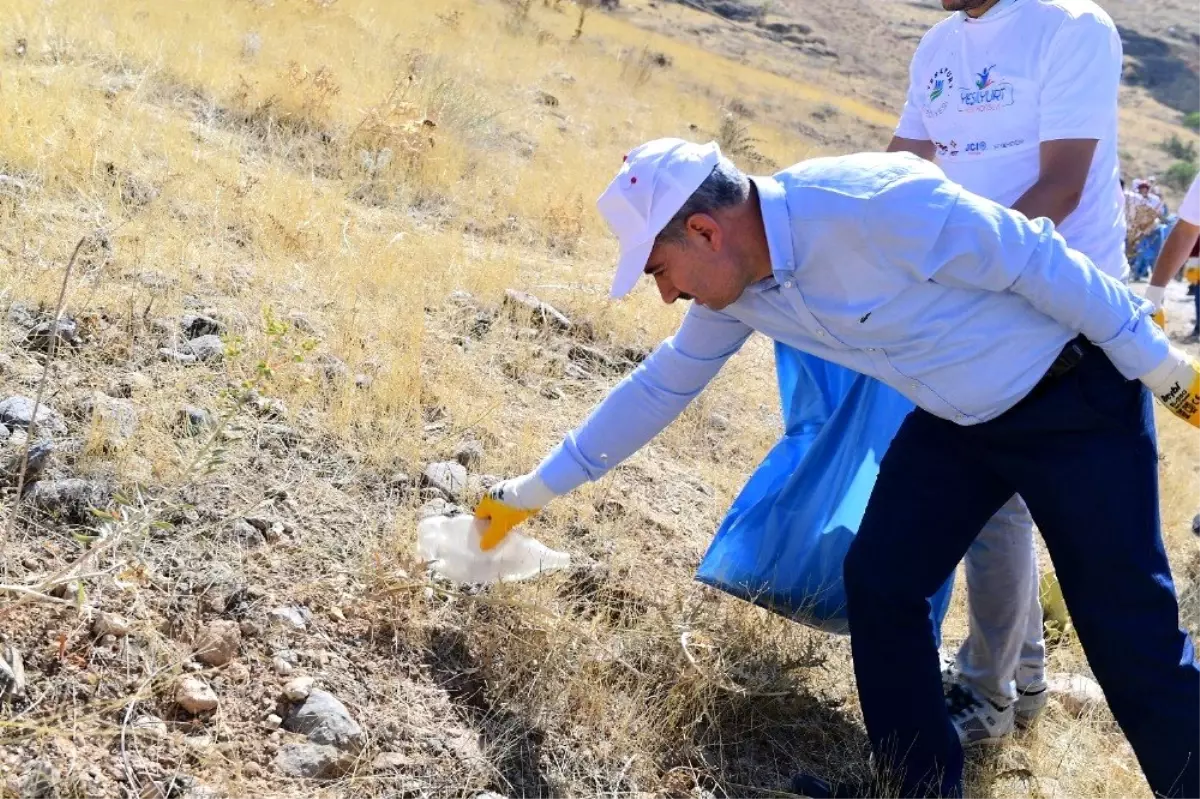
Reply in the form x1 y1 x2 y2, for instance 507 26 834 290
0 0 1196 797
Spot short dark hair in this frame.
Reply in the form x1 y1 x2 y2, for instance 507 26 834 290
655 156 750 245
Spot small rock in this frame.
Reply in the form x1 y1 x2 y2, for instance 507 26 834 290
273 742 350 779
252 395 287 419
265 713 283 729
0 424 8 441
0 441 53 486
283 689 363 751
175 677 218 714
6 301 39 330
287 310 318 334
230 519 265 548
269 606 308 630
180 314 222 339
708 412 730 432
273 656 294 676
1192 512 1200 537
93 612 131 637
535 90 559 107
1046 673 1106 717
78 392 139 451
240 620 263 639
452 441 484 469
0 397 67 435
284 676 314 701
419 497 461 519
242 761 265 780
158 348 198 364
423 461 467 499
23 318 79 353
177 406 214 436
354 373 373 389
132 714 168 739
502 289 572 333
568 344 612 369
371 752 414 771
194 620 241 666
183 335 224 361
107 373 154 398
25 479 111 522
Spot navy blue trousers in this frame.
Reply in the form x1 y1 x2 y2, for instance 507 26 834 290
844 340 1200 797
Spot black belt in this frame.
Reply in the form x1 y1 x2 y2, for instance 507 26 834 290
1040 335 1088 385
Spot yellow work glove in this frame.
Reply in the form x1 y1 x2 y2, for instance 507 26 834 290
1144 285 1167 330
474 472 556 551
1141 346 1200 428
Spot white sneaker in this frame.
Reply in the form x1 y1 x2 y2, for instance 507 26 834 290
1014 683 1048 728
945 683 1015 746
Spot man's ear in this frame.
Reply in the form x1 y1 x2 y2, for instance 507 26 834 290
686 213 722 252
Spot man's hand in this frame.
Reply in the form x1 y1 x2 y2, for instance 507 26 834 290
474 472 556 551
1141 346 1200 428
1145 284 1167 329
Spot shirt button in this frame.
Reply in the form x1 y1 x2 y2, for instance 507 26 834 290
783 280 793 288
911 382 919 390
866 347 876 352
816 329 825 337
956 413 967 421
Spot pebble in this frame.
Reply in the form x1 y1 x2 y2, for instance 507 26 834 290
194 620 241 666
93 612 131 638
284 676 314 701
175 677 218 714
283 689 363 751
272 657 294 676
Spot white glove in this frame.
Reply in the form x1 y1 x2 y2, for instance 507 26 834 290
1141 346 1200 428
1144 285 1167 328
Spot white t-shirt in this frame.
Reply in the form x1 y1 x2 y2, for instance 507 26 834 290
895 0 1127 279
1177 175 1200 226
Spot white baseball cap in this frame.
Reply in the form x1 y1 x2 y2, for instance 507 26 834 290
596 138 722 299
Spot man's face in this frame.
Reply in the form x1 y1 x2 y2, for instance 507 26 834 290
940 0 998 11
642 216 747 311
1139 185 1150 196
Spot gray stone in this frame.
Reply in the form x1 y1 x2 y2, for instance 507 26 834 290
273 742 351 779
419 498 461 520
178 405 214 436
159 347 198 364
453 441 484 469
6 301 39 330
230 519 264 548
183 335 224 361
0 396 66 435
194 620 241 666
0 441 52 485
270 607 309 630
107 372 154 398
180 314 222 339
502 289 572 333
708 412 730 432
283 689 363 751
25 479 111 523
423 461 467 499
0 424 8 441
93 612 131 637
23 318 79 353
287 310 319 334
78 392 138 450
1046 673 1106 717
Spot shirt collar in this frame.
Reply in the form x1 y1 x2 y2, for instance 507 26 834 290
750 175 796 282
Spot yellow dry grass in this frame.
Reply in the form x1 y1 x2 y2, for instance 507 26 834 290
0 0 1196 797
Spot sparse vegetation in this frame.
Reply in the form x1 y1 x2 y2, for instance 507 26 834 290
1164 160 1200 192
1183 111 1200 133
1159 133 1198 163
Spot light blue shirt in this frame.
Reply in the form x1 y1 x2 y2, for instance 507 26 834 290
536 152 1168 495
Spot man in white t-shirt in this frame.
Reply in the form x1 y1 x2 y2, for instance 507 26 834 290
1147 174 1200 337
887 0 1127 745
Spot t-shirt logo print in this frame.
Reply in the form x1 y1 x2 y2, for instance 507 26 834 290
959 64 1014 112
924 67 954 118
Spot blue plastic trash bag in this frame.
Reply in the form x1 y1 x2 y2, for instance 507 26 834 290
695 341 955 636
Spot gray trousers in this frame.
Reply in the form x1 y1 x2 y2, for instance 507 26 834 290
954 493 1048 706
